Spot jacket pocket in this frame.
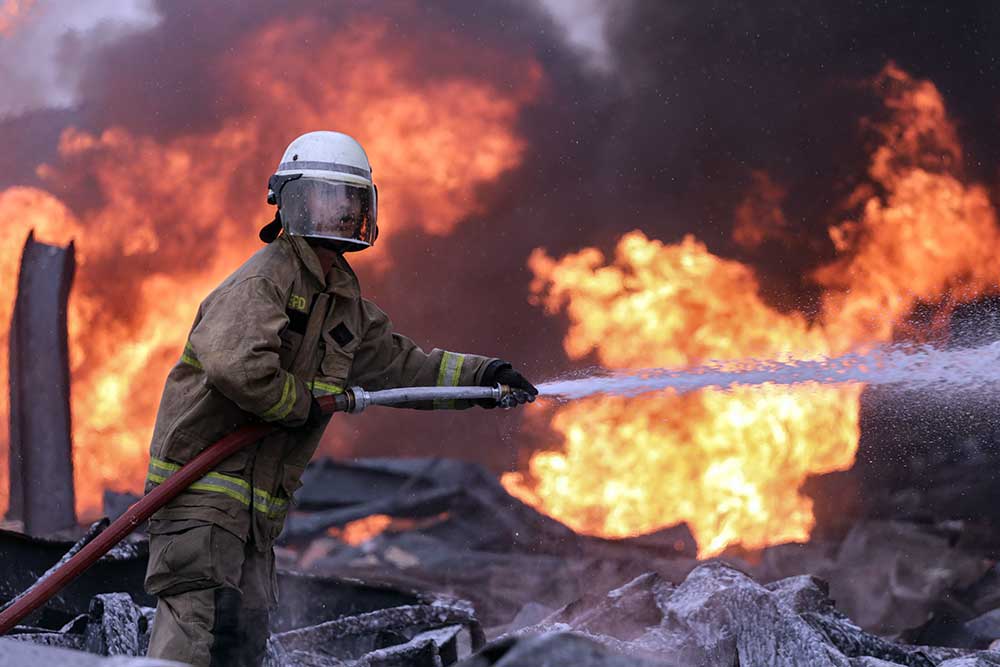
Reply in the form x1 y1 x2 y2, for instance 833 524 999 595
320 319 360 384
145 523 244 596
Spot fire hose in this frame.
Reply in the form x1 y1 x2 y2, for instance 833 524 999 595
0 383 513 635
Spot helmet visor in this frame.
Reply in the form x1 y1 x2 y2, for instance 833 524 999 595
278 178 376 246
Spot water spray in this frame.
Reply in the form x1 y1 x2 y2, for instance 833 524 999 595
536 340 1000 402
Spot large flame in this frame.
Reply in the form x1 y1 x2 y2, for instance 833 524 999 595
0 15 540 517
503 235 862 556
503 64 1000 556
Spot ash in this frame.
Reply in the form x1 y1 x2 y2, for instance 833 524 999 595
5 457 1000 666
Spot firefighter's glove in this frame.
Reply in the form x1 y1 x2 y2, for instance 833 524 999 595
479 360 538 409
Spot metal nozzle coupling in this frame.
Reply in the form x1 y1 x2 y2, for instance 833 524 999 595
347 386 370 414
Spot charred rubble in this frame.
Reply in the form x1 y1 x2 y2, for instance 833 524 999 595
5 457 1000 665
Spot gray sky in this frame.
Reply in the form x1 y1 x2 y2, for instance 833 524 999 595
0 0 154 118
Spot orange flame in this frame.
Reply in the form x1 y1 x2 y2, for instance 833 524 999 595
503 63 1000 556
732 171 790 250
503 234 861 555
325 513 447 546
816 63 1000 345
0 0 34 36
328 514 394 547
0 15 540 518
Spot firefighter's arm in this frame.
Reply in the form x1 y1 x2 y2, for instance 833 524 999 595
347 299 496 409
188 277 312 425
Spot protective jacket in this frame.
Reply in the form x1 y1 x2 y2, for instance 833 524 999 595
144 233 495 552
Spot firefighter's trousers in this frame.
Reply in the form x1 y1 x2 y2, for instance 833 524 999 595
145 522 276 667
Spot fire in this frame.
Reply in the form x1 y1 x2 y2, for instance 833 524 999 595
503 64 1000 556
0 15 540 517
503 234 862 555
325 513 448 547
329 515 393 547
732 171 790 250
816 63 1000 345
0 0 33 36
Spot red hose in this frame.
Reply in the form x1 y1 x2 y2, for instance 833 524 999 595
0 394 347 635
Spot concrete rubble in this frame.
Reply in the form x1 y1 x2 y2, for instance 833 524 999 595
466 565 1000 667
6 457 1000 665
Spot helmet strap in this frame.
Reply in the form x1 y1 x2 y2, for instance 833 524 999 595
258 214 283 244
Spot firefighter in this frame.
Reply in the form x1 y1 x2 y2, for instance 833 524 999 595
143 131 537 666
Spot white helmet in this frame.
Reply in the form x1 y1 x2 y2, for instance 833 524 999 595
262 131 378 250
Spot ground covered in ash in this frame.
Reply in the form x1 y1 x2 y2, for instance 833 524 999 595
5 457 1000 666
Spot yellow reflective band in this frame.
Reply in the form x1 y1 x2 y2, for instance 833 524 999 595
204 471 250 491
309 380 343 396
150 457 180 474
436 352 465 387
189 480 251 506
253 488 289 518
434 352 465 409
262 374 297 422
147 457 293 518
146 458 252 507
180 343 203 370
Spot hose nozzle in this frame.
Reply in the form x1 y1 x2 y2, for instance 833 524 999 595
337 384 509 414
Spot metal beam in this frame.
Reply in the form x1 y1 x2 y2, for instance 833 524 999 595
7 231 76 535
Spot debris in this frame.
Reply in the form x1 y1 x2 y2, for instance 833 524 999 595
0 526 432 634
7 591 152 657
7 457 1000 665
0 519 109 622
965 611 1000 647
7 233 77 536
505 603 554 634
271 570 428 633
9 586 482 666
486 564 1000 667
0 526 151 630
755 520 991 636
82 593 151 657
455 632 668 667
269 599 484 663
290 458 697 626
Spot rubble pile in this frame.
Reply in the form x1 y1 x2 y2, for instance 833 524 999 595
278 458 697 627
5 457 1000 665
462 565 1000 667
3 575 483 667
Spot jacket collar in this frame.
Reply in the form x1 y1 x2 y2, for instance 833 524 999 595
326 251 361 298
282 234 360 298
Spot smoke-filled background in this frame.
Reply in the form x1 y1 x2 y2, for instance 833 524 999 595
2 0 1000 556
